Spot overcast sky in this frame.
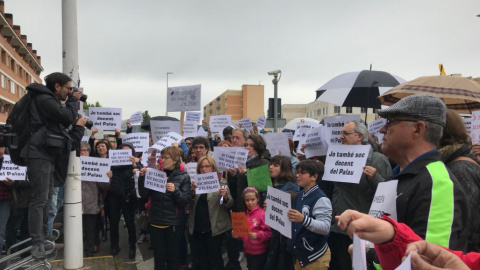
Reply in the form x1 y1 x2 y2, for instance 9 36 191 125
5 0 480 120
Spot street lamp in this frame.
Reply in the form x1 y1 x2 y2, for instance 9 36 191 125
268 69 282 132
166 72 173 116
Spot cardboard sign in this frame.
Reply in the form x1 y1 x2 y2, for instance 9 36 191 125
109 149 133 166
293 121 321 140
231 211 250 237
0 155 27 181
89 107 122 131
122 133 149 155
185 111 201 123
144 168 167 193
80 156 110 183
323 144 371 184
323 115 361 145
265 186 292 238
368 118 386 144
209 115 231 138
183 120 198 138
150 120 181 143
263 133 290 157
213 147 248 171
352 234 367 270
304 126 329 158
149 132 184 153
240 118 253 130
130 111 143 124
369 180 398 221
167 84 201 112
257 117 266 130
246 164 272 192
195 172 220 194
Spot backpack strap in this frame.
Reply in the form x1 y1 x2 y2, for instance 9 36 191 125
451 156 480 167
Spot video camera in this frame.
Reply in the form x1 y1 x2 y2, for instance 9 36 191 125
72 87 88 103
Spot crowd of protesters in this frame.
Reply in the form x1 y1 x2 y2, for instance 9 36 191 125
2 93 480 270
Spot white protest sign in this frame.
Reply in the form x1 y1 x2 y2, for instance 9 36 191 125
109 149 133 166
263 133 290 157
257 117 266 130
296 136 307 155
463 117 472 135
122 133 149 155
149 132 184 153
240 118 253 130
185 111 202 123
89 107 122 130
352 234 367 270
80 156 110 183
186 162 197 179
81 136 89 143
213 147 248 171
323 115 361 145
197 126 208 137
394 251 412 270
323 144 371 184
150 120 181 143
293 121 321 140
471 111 480 143
369 180 398 221
0 155 27 181
183 120 198 138
130 111 143 124
167 84 201 112
195 172 220 195
368 118 387 144
209 115 231 138
144 168 167 193
265 186 292 238
305 127 329 158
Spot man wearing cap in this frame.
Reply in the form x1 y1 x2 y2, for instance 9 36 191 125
378 94 469 251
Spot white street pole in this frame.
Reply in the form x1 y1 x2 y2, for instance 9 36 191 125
166 72 173 116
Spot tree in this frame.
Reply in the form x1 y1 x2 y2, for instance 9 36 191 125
83 101 102 110
142 110 151 124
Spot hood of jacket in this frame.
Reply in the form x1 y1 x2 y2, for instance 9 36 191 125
27 83 56 97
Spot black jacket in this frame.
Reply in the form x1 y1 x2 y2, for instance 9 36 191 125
108 144 138 199
140 169 191 226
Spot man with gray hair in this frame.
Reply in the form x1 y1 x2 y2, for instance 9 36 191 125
329 120 392 270
378 94 468 251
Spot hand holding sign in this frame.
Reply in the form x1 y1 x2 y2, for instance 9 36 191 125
405 241 469 270
336 210 395 244
231 211 251 238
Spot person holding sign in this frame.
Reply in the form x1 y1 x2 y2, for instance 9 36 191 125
233 187 272 270
139 146 191 270
188 156 233 270
288 160 332 270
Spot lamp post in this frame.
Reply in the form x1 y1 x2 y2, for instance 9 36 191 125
268 69 282 132
166 72 173 116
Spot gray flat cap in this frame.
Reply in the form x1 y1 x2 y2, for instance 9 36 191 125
378 94 446 127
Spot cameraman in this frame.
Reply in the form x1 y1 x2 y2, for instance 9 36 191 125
22 72 83 259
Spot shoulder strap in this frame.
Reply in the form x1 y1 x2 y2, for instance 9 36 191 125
451 156 480 167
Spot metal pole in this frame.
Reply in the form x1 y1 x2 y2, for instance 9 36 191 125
166 72 173 116
273 75 278 132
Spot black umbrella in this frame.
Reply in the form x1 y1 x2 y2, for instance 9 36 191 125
141 116 179 131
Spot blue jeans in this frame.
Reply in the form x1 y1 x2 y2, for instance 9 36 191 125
0 200 11 252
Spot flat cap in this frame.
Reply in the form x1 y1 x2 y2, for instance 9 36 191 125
378 94 446 127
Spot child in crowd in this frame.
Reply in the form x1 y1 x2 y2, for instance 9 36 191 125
234 187 272 270
287 160 332 270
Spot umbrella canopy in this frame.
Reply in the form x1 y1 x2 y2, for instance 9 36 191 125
316 70 405 109
141 116 179 131
379 76 480 113
283 117 319 130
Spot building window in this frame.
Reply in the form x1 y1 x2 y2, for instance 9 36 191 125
334 106 340 114
346 107 352 113
19 87 23 98
1 74 4 88
11 81 15 94
361 107 367 113
317 109 321 116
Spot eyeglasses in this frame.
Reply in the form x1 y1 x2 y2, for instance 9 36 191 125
161 156 172 160
341 131 358 136
63 85 73 91
383 118 419 130
296 170 310 176
80 149 89 152
199 165 212 169
244 143 254 147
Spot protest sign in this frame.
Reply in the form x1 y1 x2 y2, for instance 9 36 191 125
368 118 386 144
167 84 201 112
394 251 412 270
81 136 89 143
109 149 133 166
369 180 398 221
144 168 167 193
293 121 321 141
150 120 181 143
122 133 149 155
246 165 271 192
130 111 143 124
210 115 231 138
195 172 220 194
323 144 371 184
304 126 329 158
240 118 253 130
265 186 292 238
89 107 122 130
185 111 202 123
149 132 184 153
80 156 110 183
323 115 360 145
186 162 197 179
183 120 198 137
472 111 480 143
256 117 266 130
263 133 290 157
197 126 208 137
296 136 307 154
352 234 367 270
463 117 472 136
0 155 27 181
213 147 248 171
231 211 250 237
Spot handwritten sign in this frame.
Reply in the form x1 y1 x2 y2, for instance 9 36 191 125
109 149 133 166
149 132 184 153
323 144 371 184
293 121 321 140
197 126 208 137
368 118 386 144
150 120 181 143
304 126 329 158
183 120 198 138
265 186 292 238
246 165 272 192
122 133 149 155
323 115 360 145
213 147 248 171
167 84 201 112
463 117 472 137
130 111 143 124
240 118 253 130
0 155 27 180
144 168 167 193
257 117 266 130
369 180 398 221
185 111 201 123
352 234 367 270
210 115 231 138
231 211 250 237
195 172 220 194
89 107 122 130
263 133 290 157
186 162 197 181
80 156 110 183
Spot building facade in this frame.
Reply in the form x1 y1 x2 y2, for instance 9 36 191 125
0 1 43 124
